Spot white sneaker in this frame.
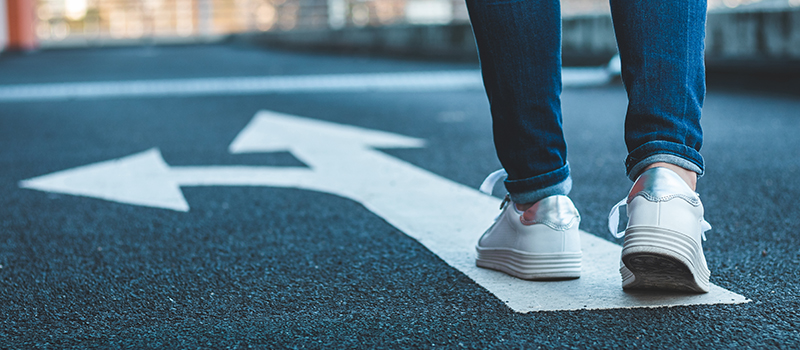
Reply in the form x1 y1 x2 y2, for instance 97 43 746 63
476 170 582 280
608 167 712 293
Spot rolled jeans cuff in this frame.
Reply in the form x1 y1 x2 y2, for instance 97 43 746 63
626 141 704 181
504 163 572 204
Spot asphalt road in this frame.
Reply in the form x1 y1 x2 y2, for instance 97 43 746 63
1 44 799 348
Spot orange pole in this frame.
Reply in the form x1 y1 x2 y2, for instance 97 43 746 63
6 0 37 51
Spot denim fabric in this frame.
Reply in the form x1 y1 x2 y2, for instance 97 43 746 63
464 0 568 203
626 142 704 181
465 0 707 203
610 0 707 180
506 163 573 205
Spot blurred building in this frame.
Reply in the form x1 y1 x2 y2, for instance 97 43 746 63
2 0 799 47
24 0 609 45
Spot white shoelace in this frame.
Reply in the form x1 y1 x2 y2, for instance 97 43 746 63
479 168 508 195
607 197 712 241
479 169 511 217
607 198 629 239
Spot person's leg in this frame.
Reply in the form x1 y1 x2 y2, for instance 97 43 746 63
467 0 582 281
610 0 707 181
609 0 710 292
465 0 570 205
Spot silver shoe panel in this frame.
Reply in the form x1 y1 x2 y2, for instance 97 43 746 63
628 167 700 206
520 195 580 231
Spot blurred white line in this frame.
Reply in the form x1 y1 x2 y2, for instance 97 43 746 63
0 68 615 102
563 67 615 87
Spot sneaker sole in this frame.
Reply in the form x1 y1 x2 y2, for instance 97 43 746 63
620 227 710 293
476 247 581 280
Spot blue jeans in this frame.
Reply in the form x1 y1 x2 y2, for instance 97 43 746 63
465 0 707 204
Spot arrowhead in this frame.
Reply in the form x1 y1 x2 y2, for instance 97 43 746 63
19 148 190 212
229 110 426 153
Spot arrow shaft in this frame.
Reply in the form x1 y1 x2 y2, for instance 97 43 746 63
291 144 500 249
285 146 749 312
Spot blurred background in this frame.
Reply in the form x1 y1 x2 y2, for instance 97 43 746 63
2 0 799 51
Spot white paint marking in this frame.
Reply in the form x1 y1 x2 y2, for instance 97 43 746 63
0 68 614 102
18 149 318 212
19 111 748 312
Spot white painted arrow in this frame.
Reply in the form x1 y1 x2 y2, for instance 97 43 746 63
19 110 748 312
18 148 317 212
